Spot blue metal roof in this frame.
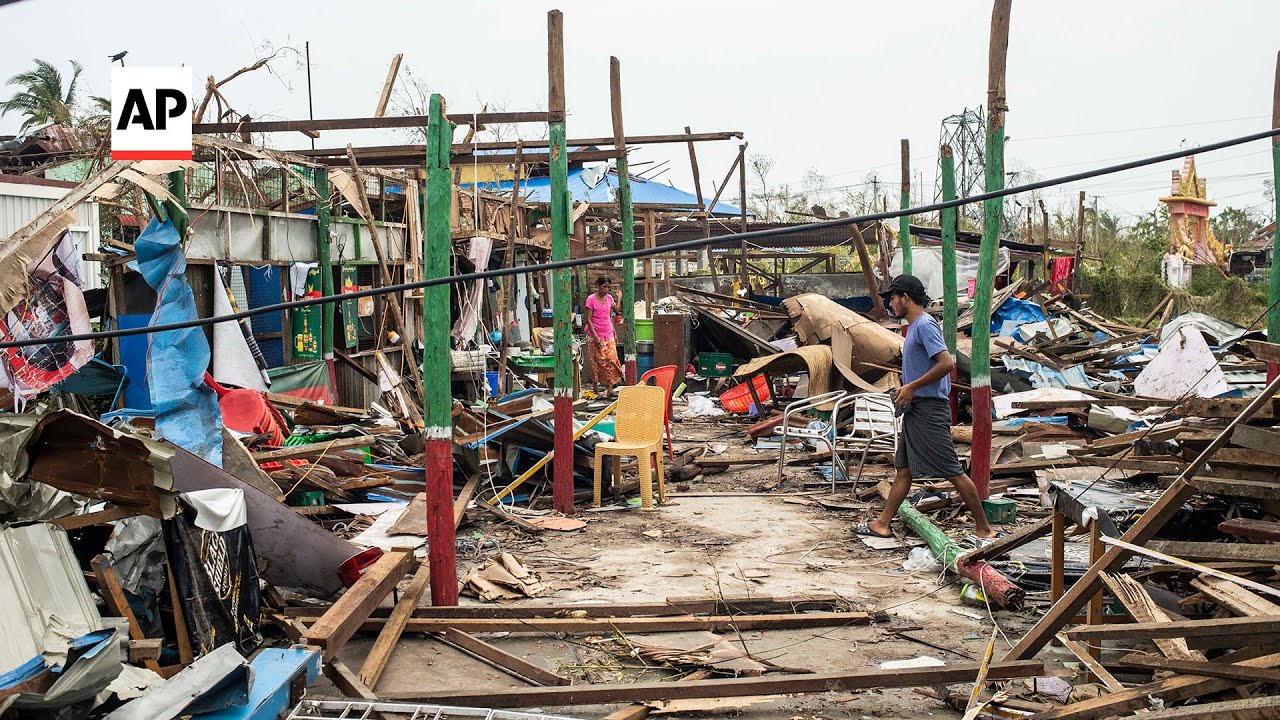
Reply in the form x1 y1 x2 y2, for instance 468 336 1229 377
466 167 746 216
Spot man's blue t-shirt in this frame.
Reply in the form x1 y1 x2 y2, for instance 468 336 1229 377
902 314 950 400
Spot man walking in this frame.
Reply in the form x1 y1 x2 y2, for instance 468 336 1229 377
854 274 997 540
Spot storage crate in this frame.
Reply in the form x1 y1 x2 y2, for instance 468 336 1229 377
982 497 1017 525
697 352 734 378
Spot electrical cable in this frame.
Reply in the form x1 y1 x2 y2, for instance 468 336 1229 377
5 125 1280 351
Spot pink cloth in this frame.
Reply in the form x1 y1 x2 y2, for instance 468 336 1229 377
585 292 616 340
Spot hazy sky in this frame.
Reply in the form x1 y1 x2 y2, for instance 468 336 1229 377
2 0 1278 223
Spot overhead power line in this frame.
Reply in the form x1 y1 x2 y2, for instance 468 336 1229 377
4 125 1280 351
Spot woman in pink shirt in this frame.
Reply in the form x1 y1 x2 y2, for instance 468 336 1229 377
583 276 623 397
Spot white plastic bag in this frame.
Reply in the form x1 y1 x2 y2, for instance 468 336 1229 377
902 546 941 573
682 394 725 418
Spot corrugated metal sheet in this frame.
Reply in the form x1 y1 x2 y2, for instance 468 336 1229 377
0 178 102 290
0 523 104 675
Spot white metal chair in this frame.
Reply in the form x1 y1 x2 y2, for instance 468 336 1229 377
774 390 848 485
829 392 900 493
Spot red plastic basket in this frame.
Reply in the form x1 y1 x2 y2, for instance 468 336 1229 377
719 375 772 413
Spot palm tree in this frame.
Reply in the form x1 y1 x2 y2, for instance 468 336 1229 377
0 59 83 130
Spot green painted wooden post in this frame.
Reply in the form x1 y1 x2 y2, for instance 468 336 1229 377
548 10 575 514
1268 51 1280 383
611 56 637 384
314 168 335 359
970 0 1012 499
900 138 912 274
165 170 188 237
940 144 959 422
423 93 459 604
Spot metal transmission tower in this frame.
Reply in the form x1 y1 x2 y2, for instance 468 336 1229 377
935 107 986 226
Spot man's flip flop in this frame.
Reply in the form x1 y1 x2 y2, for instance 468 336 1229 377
851 522 894 539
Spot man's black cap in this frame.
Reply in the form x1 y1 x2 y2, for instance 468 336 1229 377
879 273 927 303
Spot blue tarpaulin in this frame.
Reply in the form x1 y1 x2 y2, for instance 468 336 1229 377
136 218 223 466
992 297 1047 335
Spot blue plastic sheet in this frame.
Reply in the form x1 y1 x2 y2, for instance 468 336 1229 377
991 297 1047 335
136 218 223 466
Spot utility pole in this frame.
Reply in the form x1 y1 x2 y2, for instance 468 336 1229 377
940 145 959 422
969 0 1013 500
1039 199 1049 284
1072 191 1085 294
548 10 575 515
1269 50 1280 382
900 139 912 274
610 57 637 385
423 93 458 604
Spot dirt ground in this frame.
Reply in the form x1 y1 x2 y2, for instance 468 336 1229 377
317 414 1075 719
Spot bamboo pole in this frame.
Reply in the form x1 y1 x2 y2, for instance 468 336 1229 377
940 144 959 422
969 0 1012 500
1268 51 1280 383
895 500 1024 609
900 138 912 274
611 57 638 385
685 126 718 290
738 142 749 289
548 10 575 515
423 93 458 605
494 142 524 397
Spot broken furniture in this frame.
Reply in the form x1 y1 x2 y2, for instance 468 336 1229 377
591 384 667 509
830 391 899 492
774 390 847 484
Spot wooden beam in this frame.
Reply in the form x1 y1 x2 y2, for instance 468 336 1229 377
1111 695 1280 720
1099 572 1202 662
1109 655 1280 685
290 611 872 635
1066 615 1280 643
958 515 1053 564
358 561 430 689
1146 540 1280 564
381 660 1044 707
91 555 163 673
50 506 136 530
296 131 742 158
438 628 570 686
1218 517 1280 543
1229 423 1280 455
1186 475 1280 500
287 594 844 620
252 435 378 462
373 54 403 118
1192 576 1280 617
303 548 413 660
193 111 555 134
1056 634 1124 692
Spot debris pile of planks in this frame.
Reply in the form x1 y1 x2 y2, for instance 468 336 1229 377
278 591 1044 711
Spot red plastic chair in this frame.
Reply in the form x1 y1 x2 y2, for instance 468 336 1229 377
639 364 678 459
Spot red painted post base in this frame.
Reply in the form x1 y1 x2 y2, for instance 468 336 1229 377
553 394 576 515
970 385 992 499
624 359 638 386
948 367 959 424
424 437 458 606
1268 362 1279 385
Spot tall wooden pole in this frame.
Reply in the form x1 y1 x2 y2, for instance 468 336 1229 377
1268 50 1280 383
313 169 335 363
899 139 912 274
1072 191 1085 294
738 142 749 290
423 93 458 604
494 143 523 396
1039 199 1049 284
969 0 1012 500
611 57 638 385
685 126 718 290
940 145 959 422
548 10 575 515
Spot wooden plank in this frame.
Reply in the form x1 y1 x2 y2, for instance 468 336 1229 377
303 548 413 660
292 611 872 636
1099 572 1202 662
91 555 163 673
1218 517 1280 543
193 111 556 134
1147 540 1280 565
1074 456 1186 474
373 54 403 118
1191 576 1280 617
1056 634 1124 692
1202 446 1280 468
381 660 1044 707
1181 396 1280 420
127 638 163 662
1107 695 1280 720
1010 399 1173 410
1242 339 1280 364
1187 475 1280 500
958 515 1053 564
50 506 136 530
438 628 570 686
1065 615 1280 643
1102 535 1280 601
1031 650 1280 720
1109 655 1280 685
166 566 194 665
602 670 713 720
387 493 428 535
358 561 430 689
1229 424 1280 456
252 435 378 462
288 594 844 620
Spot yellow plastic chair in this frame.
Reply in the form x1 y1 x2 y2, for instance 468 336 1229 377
592 384 667 510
